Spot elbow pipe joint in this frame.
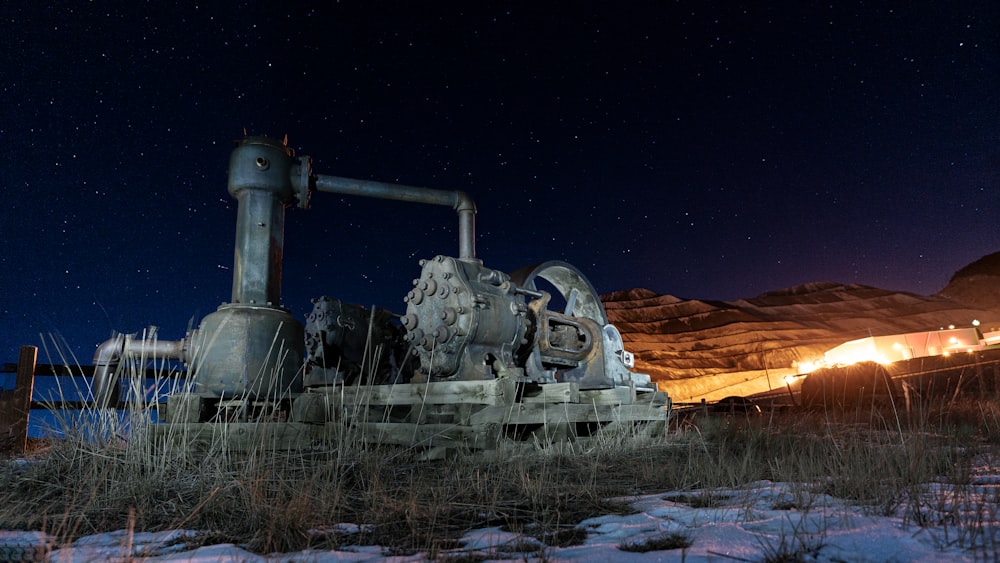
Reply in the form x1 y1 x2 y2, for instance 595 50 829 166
92 335 125 408
91 335 189 408
453 190 476 214
312 173 479 262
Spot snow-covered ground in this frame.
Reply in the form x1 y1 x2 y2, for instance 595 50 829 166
3 470 998 562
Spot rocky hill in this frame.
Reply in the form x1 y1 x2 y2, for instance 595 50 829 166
603 252 1000 401
936 251 1000 312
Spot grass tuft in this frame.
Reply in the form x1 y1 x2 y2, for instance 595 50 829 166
619 531 693 552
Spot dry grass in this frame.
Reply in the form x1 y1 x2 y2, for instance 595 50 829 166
2 363 1000 557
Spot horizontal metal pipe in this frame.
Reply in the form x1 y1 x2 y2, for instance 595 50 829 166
92 336 188 366
128 338 188 360
314 174 477 261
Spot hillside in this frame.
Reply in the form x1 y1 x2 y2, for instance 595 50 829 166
603 253 1000 401
936 250 1000 312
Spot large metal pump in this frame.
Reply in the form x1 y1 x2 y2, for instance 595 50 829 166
401 256 646 390
91 135 652 415
402 255 527 381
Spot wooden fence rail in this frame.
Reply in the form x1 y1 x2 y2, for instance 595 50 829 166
0 346 37 455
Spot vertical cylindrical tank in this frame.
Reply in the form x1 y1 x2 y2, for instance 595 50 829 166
189 303 304 399
185 136 305 400
228 137 297 306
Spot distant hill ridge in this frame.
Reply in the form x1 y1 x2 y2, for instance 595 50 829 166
602 252 1000 385
937 250 1000 312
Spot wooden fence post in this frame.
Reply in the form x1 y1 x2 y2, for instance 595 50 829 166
0 346 37 455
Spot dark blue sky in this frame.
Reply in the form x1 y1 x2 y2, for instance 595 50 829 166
2 2 998 363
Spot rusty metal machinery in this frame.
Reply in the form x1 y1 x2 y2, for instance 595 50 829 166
400 256 649 390
91 134 654 420
510 261 640 389
302 297 409 387
401 255 526 381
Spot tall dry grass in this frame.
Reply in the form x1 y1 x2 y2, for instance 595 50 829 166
2 343 1000 558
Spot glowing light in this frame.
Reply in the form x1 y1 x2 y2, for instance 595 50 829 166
797 360 819 374
783 374 806 386
824 339 893 367
797 326 989 375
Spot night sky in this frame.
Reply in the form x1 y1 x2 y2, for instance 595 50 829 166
2 2 998 363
